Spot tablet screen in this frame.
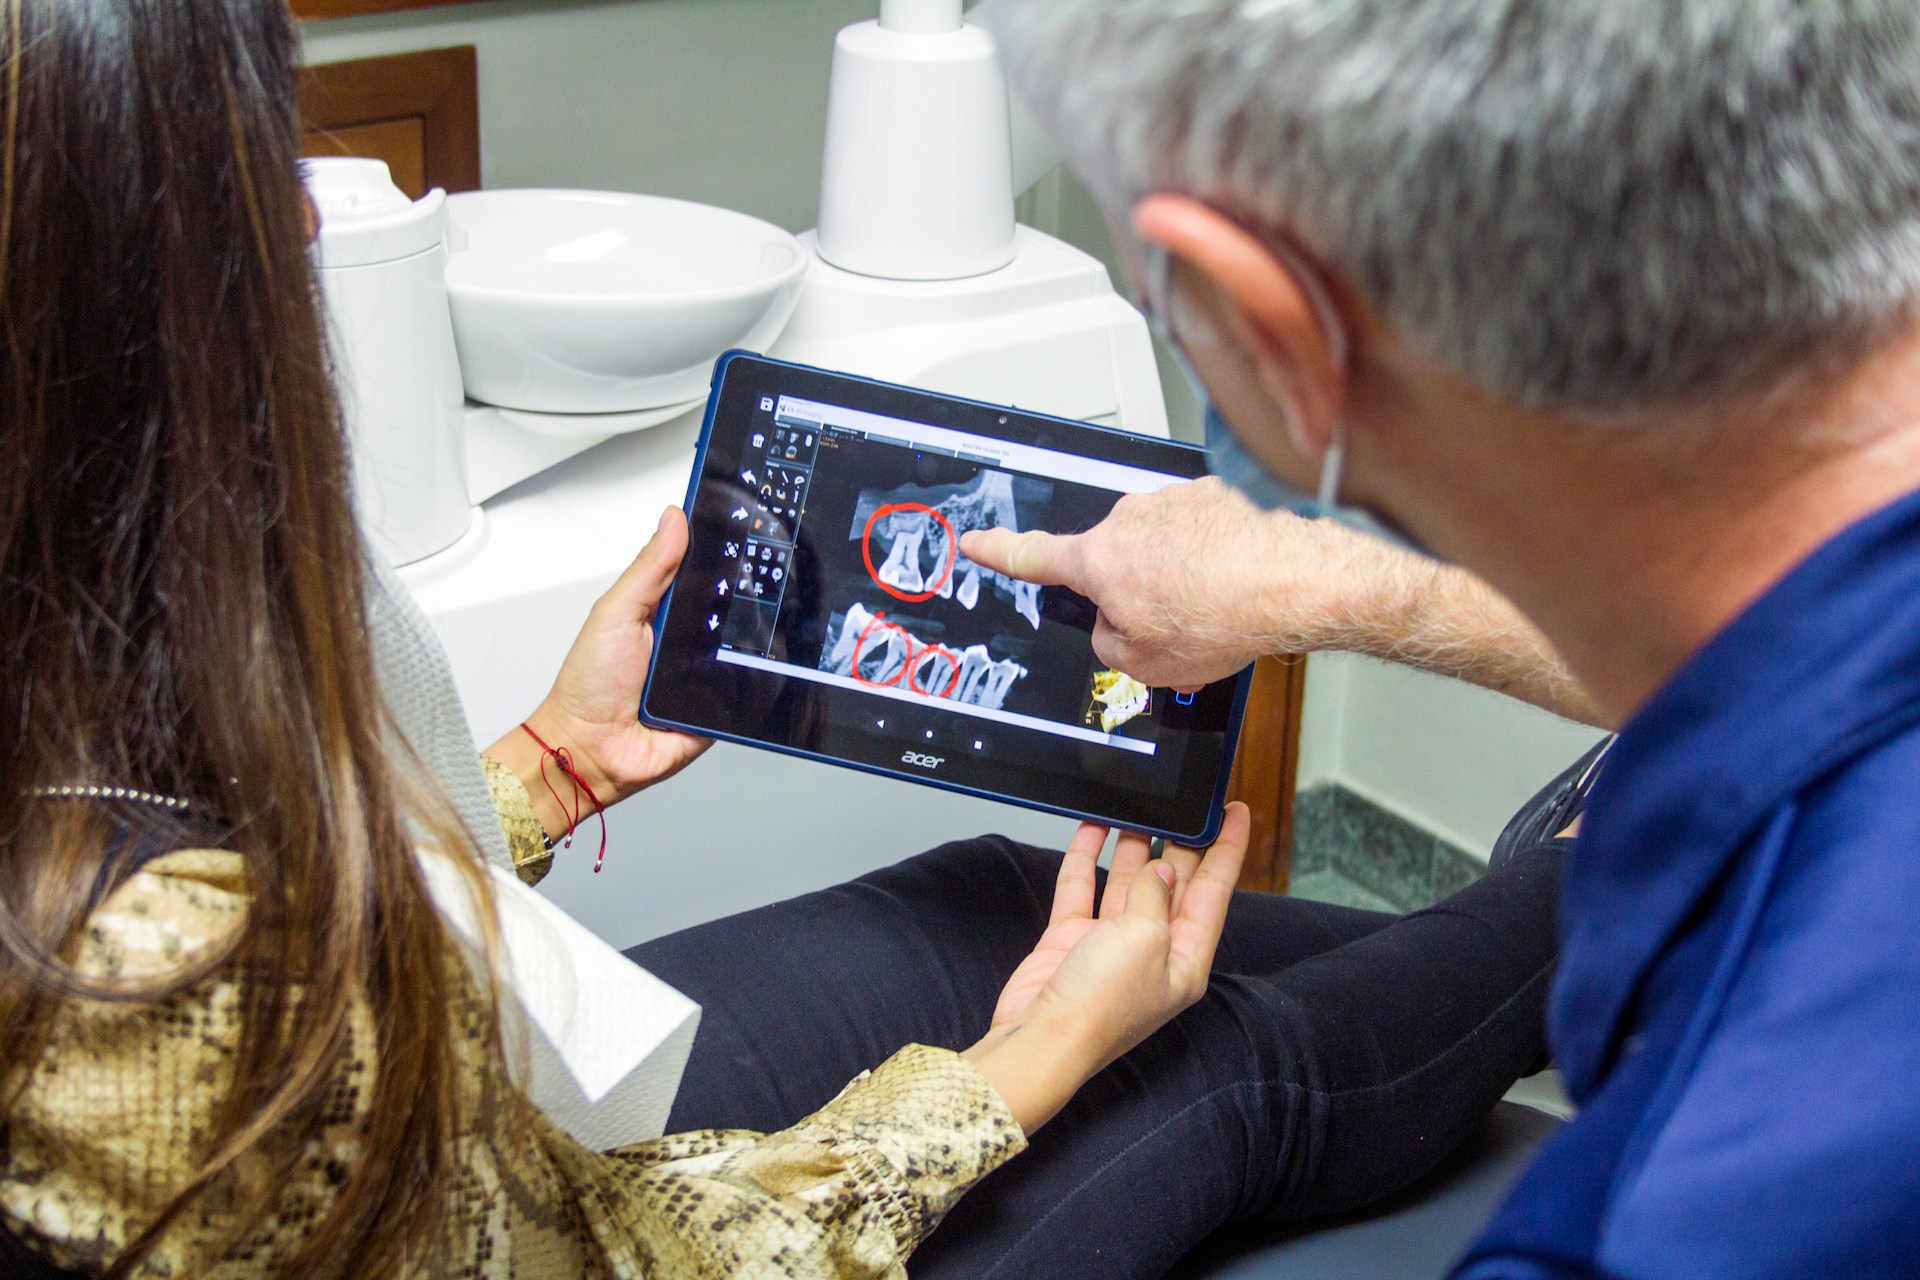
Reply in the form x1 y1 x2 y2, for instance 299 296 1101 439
644 354 1251 843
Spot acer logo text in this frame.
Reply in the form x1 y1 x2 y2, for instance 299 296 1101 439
901 752 945 769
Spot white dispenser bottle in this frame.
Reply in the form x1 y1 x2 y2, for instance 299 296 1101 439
306 158 472 567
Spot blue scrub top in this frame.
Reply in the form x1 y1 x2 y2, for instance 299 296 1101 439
1456 488 1920 1278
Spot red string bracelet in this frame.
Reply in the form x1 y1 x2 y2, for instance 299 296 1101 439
519 722 610 873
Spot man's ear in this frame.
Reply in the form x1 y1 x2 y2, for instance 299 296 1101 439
1133 195 1346 458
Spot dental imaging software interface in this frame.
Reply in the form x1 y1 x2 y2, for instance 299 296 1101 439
699 391 1202 792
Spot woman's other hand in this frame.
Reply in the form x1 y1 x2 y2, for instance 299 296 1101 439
487 507 712 837
963 803 1250 1134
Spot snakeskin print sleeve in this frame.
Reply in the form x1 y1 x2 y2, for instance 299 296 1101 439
0 852 1028 1279
481 753 554 886
563 1045 1027 1278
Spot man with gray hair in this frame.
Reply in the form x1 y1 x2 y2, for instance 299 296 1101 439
962 0 1920 1272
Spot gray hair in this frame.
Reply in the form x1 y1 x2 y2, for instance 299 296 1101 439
979 0 1920 414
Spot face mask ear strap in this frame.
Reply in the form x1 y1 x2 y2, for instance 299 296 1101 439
1261 238 1350 509
1265 237 1350 379
1316 423 1348 512
1146 244 1173 326
1147 230 1350 510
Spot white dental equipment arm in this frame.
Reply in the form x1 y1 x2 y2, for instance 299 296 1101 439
816 0 1063 282
879 0 963 32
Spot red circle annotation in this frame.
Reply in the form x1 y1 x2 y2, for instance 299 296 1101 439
861 503 957 603
848 611 965 700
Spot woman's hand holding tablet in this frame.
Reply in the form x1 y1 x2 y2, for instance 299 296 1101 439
487 508 714 848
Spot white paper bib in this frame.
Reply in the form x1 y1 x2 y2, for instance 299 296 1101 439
419 850 702 1151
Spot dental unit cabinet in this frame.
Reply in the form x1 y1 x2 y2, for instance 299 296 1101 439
310 2 1171 950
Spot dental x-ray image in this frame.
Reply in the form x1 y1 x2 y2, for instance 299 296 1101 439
819 602 1030 709
848 470 1052 628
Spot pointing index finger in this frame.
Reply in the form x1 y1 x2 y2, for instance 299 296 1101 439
960 527 1082 589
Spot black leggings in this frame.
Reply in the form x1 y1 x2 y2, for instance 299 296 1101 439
629 836 1562 1279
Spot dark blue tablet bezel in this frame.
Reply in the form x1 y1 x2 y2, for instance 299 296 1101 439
639 351 1254 846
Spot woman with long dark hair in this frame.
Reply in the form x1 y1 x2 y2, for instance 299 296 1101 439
0 3 1571 1278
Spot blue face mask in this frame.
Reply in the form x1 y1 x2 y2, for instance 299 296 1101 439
1147 245 1437 558
1201 399 1315 512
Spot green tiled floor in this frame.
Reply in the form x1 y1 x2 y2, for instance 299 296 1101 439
1288 868 1404 914
1292 784 1487 911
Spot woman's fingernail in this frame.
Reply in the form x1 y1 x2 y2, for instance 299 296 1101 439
656 507 672 536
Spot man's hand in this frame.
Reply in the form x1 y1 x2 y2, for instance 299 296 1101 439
967 476 1607 724
961 804 1250 1134
962 476 1401 688
487 507 712 838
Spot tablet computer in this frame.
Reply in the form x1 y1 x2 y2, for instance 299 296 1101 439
642 353 1253 845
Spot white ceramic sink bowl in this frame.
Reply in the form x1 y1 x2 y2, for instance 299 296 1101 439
444 190 808 415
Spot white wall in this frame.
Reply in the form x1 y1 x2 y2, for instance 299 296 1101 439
303 0 879 233
1302 653 1607 858
1294 651 1347 791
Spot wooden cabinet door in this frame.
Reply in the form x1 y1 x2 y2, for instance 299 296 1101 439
1227 657 1308 893
299 46 480 200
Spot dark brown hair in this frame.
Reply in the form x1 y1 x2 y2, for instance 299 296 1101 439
0 2 491 1275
